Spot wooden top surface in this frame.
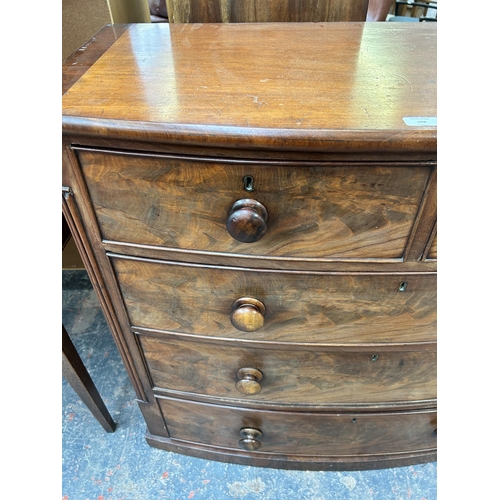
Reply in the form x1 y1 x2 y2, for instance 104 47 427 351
62 23 437 152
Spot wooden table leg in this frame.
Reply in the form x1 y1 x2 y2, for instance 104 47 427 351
62 324 116 433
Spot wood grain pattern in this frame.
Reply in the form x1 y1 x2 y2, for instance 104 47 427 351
110 255 436 344
146 430 436 470
103 240 438 272
157 397 437 456
139 334 436 406
63 146 151 403
62 23 436 153
78 149 431 260
427 233 437 259
165 0 368 23
62 23 437 470
404 168 437 261
62 24 129 95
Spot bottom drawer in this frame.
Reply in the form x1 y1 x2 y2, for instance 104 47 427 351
157 397 437 457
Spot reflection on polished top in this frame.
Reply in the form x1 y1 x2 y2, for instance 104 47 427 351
62 23 436 151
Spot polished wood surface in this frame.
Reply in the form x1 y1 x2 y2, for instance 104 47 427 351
62 23 437 470
111 256 436 344
165 0 368 23
138 334 436 406
226 199 269 244
157 397 437 456
62 23 436 153
77 149 432 260
62 24 129 94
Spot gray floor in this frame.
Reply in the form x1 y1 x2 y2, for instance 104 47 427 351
62 270 437 499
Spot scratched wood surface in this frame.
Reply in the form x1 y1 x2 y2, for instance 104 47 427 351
111 256 436 343
140 335 436 405
62 23 437 152
158 397 437 456
62 24 129 95
165 0 368 23
78 149 431 260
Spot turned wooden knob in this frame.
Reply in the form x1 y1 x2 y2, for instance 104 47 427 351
239 428 262 451
236 368 263 395
226 199 268 243
230 297 266 332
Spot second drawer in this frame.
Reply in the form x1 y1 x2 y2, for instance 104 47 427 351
112 255 436 344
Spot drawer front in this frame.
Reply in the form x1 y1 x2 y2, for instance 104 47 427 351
78 149 432 260
111 256 436 344
427 233 437 259
158 397 437 456
140 335 436 406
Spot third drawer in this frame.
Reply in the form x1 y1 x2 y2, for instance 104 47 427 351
138 333 436 407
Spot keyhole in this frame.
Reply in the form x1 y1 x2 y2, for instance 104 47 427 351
398 281 408 292
243 175 255 192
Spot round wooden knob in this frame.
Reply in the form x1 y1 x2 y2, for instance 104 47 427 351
226 199 268 243
238 428 262 451
230 297 266 332
236 368 263 395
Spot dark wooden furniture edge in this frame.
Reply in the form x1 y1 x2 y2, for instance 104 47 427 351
63 23 151 403
104 240 438 271
63 24 130 95
145 431 437 471
63 212 116 432
62 325 116 432
62 116 437 153
62 189 147 401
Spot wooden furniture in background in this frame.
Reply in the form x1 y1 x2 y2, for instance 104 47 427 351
165 0 368 22
149 0 391 22
62 22 437 470
366 0 394 21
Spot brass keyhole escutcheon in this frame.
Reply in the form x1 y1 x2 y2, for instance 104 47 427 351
243 175 255 192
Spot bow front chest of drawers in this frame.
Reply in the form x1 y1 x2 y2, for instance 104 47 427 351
62 22 437 470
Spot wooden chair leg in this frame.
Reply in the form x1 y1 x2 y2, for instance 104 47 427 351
62 324 116 432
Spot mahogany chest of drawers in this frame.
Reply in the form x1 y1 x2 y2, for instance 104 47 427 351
62 22 437 470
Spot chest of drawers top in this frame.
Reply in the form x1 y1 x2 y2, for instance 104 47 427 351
62 22 436 157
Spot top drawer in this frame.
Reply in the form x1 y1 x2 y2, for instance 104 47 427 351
77 149 432 260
